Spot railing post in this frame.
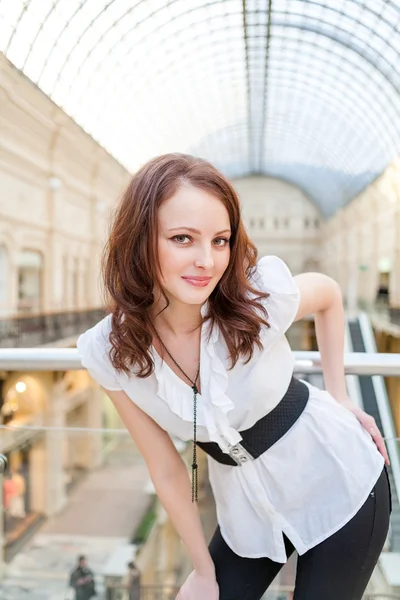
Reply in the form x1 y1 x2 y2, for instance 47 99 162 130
0 473 5 578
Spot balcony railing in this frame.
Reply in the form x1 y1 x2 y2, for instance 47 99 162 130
106 584 179 600
0 349 399 374
0 308 106 348
102 585 400 600
364 596 400 600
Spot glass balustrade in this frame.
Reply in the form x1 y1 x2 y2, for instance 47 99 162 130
0 351 398 599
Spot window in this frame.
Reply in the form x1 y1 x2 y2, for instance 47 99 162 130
63 255 69 308
17 250 43 314
0 245 9 316
72 257 79 307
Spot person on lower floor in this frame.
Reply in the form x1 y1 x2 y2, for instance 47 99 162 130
122 561 141 600
69 555 96 600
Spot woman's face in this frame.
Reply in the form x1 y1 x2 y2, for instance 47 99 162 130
157 184 231 308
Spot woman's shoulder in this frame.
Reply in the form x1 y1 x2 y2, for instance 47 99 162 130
253 255 298 296
77 314 122 391
251 256 300 343
78 314 113 345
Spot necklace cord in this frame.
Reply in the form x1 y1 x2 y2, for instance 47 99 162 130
157 335 200 502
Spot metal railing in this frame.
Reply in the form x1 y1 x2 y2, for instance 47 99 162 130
0 308 106 348
0 349 399 375
364 596 400 599
106 585 179 600
357 313 400 550
90 584 400 600
108 586 400 600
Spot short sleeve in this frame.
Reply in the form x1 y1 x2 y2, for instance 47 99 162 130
253 255 300 339
76 316 122 391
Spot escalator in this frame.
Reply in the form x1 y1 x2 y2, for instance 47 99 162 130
348 317 400 552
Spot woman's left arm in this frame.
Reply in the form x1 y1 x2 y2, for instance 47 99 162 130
293 272 389 465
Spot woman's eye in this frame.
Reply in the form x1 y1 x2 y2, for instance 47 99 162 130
172 235 191 244
213 237 230 246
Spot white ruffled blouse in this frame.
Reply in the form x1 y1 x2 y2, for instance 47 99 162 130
77 256 384 562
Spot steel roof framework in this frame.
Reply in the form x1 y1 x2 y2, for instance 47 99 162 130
1 0 399 216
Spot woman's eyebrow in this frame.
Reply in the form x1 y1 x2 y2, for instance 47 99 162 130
168 227 231 235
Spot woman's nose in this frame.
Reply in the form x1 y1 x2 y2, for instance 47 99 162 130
194 245 214 269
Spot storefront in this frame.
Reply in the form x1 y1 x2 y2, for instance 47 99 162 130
0 374 47 560
1 432 45 559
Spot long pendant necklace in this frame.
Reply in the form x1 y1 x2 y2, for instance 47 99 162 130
156 335 201 502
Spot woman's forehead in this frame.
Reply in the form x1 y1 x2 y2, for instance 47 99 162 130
159 185 230 226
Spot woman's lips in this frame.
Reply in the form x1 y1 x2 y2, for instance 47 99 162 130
182 276 212 287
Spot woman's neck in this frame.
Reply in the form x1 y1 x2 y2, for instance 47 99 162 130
151 299 204 337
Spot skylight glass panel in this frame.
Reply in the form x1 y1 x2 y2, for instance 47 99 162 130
1 0 400 216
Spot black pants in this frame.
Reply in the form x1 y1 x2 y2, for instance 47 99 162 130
209 468 391 600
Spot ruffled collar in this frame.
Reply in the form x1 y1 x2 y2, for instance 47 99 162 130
152 302 242 452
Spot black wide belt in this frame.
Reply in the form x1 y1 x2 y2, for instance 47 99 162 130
196 376 309 466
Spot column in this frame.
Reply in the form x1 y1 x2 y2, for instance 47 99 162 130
371 194 380 305
45 396 67 515
29 439 47 514
0 474 5 579
78 258 86 308
389 204 400 311
339 212 349 302
357 216 370 306
83 387 103 469
9 249 19 316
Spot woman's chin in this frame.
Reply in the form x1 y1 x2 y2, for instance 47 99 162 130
173 287 211 306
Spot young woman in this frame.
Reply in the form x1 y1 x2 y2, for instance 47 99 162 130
77 153 391 600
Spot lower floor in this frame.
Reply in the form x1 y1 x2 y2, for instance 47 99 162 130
0 377 127 567
0 439 150 598
2 437 45 560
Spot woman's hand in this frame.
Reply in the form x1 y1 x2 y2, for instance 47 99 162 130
339 399 390 466
176 570 219 600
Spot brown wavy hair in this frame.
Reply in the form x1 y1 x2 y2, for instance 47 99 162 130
103 153 270 377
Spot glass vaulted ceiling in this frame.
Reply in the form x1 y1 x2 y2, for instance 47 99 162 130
1 0 400 216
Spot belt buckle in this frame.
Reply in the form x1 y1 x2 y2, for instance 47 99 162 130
228 443 253 466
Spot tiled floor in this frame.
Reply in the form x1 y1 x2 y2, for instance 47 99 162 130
0 459 151 600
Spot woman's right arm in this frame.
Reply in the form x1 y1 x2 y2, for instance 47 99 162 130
103 388 218 598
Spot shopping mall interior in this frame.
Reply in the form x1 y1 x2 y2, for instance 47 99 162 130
1 1 400 599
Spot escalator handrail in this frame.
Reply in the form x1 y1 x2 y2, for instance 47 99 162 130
358 312 400 504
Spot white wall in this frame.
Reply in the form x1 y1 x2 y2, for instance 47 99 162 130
233 176 322 274
0 54 130 315
321 157 400 307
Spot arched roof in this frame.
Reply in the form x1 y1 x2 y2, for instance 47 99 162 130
1 0 400 216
